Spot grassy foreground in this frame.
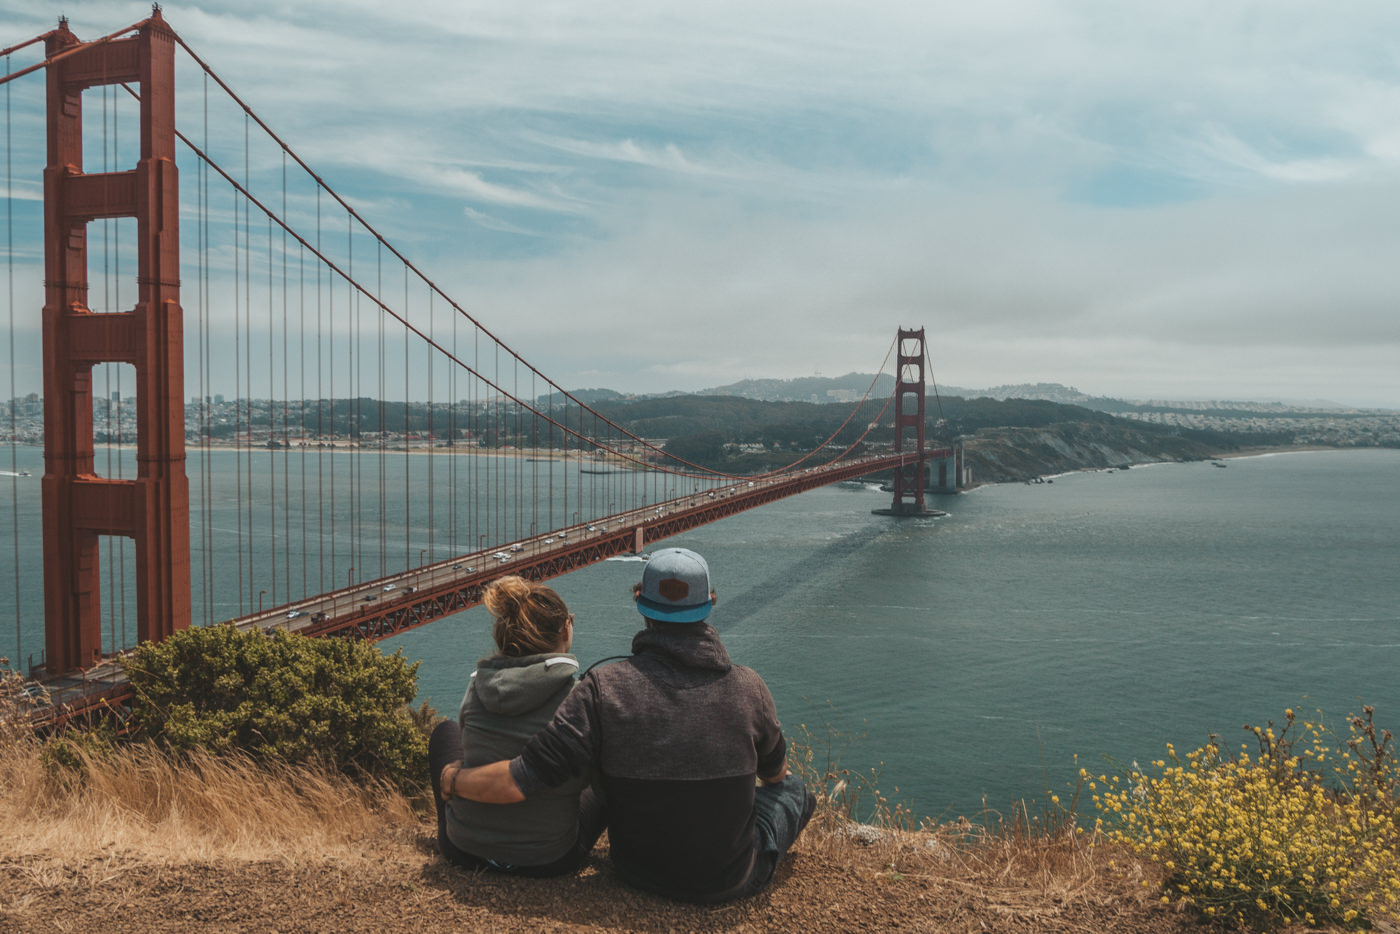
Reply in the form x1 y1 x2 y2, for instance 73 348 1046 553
0 733 1199 934
3 648 1395 933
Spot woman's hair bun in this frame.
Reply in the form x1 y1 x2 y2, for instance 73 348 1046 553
484 575 570 657
487 575 530 618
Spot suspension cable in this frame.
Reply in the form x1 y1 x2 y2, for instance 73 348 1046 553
162 33 775 478
924 343 948 442
5 40 21 666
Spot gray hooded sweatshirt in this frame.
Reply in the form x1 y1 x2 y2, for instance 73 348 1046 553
444 652 590 866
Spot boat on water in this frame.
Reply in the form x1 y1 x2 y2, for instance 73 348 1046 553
1 470 31 478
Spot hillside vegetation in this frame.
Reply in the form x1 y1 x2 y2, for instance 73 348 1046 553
586 393 1279 481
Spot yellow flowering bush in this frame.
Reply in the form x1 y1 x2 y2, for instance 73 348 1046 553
1094 705 1400 930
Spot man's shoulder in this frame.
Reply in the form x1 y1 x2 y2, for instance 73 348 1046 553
727 661 768 683
729 663 776 705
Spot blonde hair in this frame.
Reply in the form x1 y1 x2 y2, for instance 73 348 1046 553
483 576 570 657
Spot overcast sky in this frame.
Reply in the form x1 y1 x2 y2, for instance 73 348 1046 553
5 0 1400 407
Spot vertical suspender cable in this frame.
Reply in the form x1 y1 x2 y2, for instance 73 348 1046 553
514 356 521 542
115 86 127 649
318 186 327 595
200 69 213 624
350 214 358 581
242 113 253 610
267 213 277 606
377 240 385 576
426 282 435 565
5 49 20 666
346 214 355 584
446 294 454 556
405 266 413 570
233 124 245 613
534 369 541 540
319 187 329 595
494 341 500 547
472 327 479 555
345 214 352 579
281 154 291 599
101 86 115 652
513 354 521 542
298 238 306 596
543 372 548 532
349 214 357 582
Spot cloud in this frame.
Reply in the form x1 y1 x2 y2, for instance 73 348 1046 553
3 0 1399 406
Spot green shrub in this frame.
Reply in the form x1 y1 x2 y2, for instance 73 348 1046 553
121 624 426 790
1094 705 1400 929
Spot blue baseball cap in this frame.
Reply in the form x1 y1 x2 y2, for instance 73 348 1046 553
637 548 714 623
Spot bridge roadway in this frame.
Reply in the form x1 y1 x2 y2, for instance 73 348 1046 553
16 451 927 726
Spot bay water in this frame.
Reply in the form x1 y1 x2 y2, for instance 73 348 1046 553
4 447 1397 821
390 448 1400 822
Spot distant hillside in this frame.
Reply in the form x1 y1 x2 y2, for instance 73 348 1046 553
535 388 628 406
577 392 1296 479
702 376 1123 408
975 382 1140 414
703 373 903 403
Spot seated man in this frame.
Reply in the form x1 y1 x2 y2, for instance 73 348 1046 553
441 547 815 902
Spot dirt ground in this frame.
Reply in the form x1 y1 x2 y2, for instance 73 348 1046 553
1 828 1214 934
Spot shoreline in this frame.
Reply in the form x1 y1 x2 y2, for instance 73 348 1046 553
950 443 1374 493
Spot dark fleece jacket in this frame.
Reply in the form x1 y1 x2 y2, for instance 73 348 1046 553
511 622 786 901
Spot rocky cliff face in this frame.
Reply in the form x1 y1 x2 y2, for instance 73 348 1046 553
960 422 1222 484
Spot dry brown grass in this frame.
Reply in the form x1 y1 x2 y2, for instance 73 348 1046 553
0 723 1208 933
2 660 422 875
797 792 1160 922
0 682 1201 933
0 730 422 870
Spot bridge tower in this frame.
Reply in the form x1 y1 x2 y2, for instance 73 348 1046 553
40 11 191 673
886 327 930 516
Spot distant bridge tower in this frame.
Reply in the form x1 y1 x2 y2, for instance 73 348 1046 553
884 327 930 516
40 11 191 673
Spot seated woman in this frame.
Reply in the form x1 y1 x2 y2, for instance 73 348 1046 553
429 575 605 875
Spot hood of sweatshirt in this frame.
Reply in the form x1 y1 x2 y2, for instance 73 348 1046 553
470 652 579 717
629 621 733 674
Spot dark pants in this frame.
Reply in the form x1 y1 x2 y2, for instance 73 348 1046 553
428 720 606 876
739 773 817 898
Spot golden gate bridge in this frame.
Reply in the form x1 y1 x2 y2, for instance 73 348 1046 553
2 11 961 721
